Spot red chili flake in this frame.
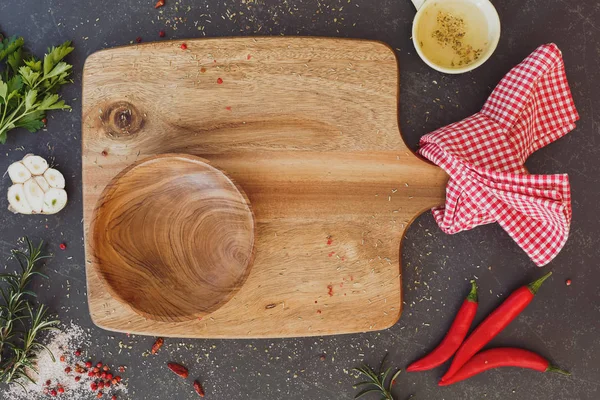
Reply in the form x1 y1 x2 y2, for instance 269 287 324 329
339 283 344 288
93 367 99 373
101 150 108 157
326 237 333 245
85 361 93 368
328 251 335 257
65 367 72 373
106 373 113 380
88 371 94 377
96 362 103 368
90 382 98 391
112 396 118 400
74 349 81 356
151 337 164 354
136 37 142 43
317 310 322 314
247 54 252 60
392 379 397 386
105 380 111 388
60 355 66 362
200 67 206 73
159 30 166 37
314 300 317 304
97 392 103 399
43 388 49 394
115 376 122 382
155 0 165 8
193 380 205 397
198 316 203 321
327 284 334 296
180 43 188 50
50 389 58 397
101 372 106 379
103 365 109 372
75 376 81 382
118 366 125 372
217 77 223 84
566 279 572 286
225 106 232 111
46 380 52 386
167 362 189 379
99 381 105 389
42 118 48 125
59 243 67 250
341 256 346 261
213 59 217 63
58 386 65 394
319 354 326 361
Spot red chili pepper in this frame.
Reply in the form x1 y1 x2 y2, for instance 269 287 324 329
407 281 478 372
439 348 569 386
193 380 205 397
441 272 552 382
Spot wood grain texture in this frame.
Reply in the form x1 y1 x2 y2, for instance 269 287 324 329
82 37 448 338
89 154 255 323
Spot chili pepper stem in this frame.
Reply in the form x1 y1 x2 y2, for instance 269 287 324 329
467 280 478 302
527 272 552 295
546 365 571 376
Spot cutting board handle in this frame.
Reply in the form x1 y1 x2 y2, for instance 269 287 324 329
411 0 426 10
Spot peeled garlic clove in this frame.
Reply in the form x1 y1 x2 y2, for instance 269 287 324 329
7 161 32 184
42 188 68 214
22 154 49 175
7 184 33 214
43 168 65 189
23 179 44 213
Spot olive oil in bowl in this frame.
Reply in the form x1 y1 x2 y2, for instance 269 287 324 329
413 0 498 72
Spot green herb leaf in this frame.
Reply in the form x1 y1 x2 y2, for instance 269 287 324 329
0 36 24 62
7 47 24 74
43 41 74 75
0 80 7 100
6 75 23 94
45 61 71 80
18 66 41 88
14 110 45 132
23 58 42 72
24 89 37 110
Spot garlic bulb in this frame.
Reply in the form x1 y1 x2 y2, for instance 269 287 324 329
6 154 68 215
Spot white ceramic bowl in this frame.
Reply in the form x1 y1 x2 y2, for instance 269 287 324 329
411 0 501 74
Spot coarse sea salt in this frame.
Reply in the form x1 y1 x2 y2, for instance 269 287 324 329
2 322 128 400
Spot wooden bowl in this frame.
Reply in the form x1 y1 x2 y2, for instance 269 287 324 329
89 154 255 322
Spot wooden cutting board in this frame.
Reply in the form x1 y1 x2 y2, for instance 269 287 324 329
82 37 447 338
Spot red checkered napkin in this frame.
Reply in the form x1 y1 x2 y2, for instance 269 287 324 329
418 44 579 266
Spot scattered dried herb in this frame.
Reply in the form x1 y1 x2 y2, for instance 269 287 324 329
0 238 59 388
353 354 403 400
0 35 74 143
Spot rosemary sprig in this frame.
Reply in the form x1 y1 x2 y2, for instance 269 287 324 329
353 354 402 400
0 238 59 387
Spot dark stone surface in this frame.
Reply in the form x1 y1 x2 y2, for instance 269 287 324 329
0 0 598 399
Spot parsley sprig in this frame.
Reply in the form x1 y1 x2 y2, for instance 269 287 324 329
0 34 74 144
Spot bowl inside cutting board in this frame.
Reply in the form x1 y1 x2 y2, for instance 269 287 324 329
89 154 255 322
